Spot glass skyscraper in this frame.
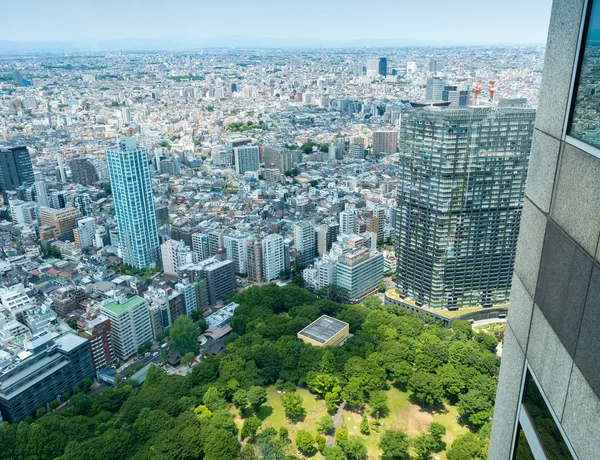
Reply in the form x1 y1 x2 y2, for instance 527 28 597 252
395 105 535 309
0 146 34 192
106 138 160 269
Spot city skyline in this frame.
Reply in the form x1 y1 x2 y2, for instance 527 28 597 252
1 0 552 47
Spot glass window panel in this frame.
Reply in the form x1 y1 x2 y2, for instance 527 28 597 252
570 0 600 148
513 425 535 460
522 373 573 459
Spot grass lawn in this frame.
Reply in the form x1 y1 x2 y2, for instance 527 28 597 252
233 385 468 460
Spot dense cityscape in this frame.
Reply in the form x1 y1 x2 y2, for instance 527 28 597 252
0 2 597 456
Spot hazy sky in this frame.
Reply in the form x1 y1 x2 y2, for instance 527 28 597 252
4 0 553 44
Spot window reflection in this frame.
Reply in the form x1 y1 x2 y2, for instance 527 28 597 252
522 373 572 459
513 425 534 460
570 0 600 149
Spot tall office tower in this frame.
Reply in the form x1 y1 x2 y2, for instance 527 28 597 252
234 145 260 174
73 217 97 249
372 130 398 155
57 155 67 183
294 221 315 266
429 59 444 72
106 138 160 269
224 232 249 275
366 58 379 77
0 331 94 423
0 146 34 192
378 57 388 76
73 193 93 216
32 177 49 208
442 85 469 107
12 70 23 86
263 146 292 174
340 211 356 234
121 107 132 123
100 296 153 361
161 239 192 277
352 61 362 76
69 158 102 185
335 248 384 302
490 1 600 458
425 77 448 101
39 207 82 239
208 229 224 257
192 232 209 261
262 233 285 282
246 237 263 281
395 105 535 309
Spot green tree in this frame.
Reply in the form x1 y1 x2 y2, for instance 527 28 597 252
203 387 227 411
378 282 387 293
359 413 370 434
247 386 267 412
232 389 248 410
324 446 347 460
369 390 389 418
180 352 196 368
325 391 341 412
203 428 241 460
408 372 445 406
379 429 410 460
279 426 289 439
241 416 262 440
413 433 437 459
363 295 383 310
316 434 327 452
282 391 305 420
341 378 366 409
458 390 494 427
169 316 199 355
295 430 316 456
317 414 334 434
446 433 485 460
345 436 368 460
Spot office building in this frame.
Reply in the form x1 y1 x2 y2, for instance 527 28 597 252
100 296 153 361
39 206 82 239
318 222 339 256
73 217 96 249
0 331 94 423
234 145 260 174
490 1 600 458
33 179 49 208
69 158 107 186
335 248 384 302
192 232 209 261
372 130 398 155
0 285 34 317
429 60 444 72
396 105 535 309
9 199 37 225
224 232 249 275
294 221 315 266
208 229 224 257
161 239 192 277
348 143 364 159
378 57 388 76
262 233 285 282
0 146 34 192
179 250 236 306
425 77 448 101
263 146 292 174
442 85 469 107
106 138 160 269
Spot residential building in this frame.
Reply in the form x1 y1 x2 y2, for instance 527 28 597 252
179 250 236 305
9 199 37 225
100 296 153 361
39 206 82 239
396 105 535 309
246 236 263 281
234 145 260 173
73 217 96 249
262 233 285 282
490 1 600 458
192 232 209 261
175 280 198 316
224 232 249 275
161 239 192 277
0 146 34 192
51 286 87 317
0 285 34 317
69 158 103 185
335 248 384 302
339 211 356 234
263 146 292 174
372 130 398 155
79 315 115 371
0 331 94 423
208 229 224 257
317 222 339 256
106 138 160 269
294 221 315 266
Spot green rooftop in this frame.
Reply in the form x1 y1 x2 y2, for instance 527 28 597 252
102 296 145 315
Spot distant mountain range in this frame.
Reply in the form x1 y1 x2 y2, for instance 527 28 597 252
0 36 541 53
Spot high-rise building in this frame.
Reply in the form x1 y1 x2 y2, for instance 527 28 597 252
490 1 600 457
39 206 82 239
425 77 448 101
0 331 94 423
106 138 160 269
378 57 388 76
429 59 444 72
100 296 153 361
442 85 469 107
9 199 37 225
246 237 263 282
72 193 93 216
224 232 249 275
179 250 236 306
33 179 49 208
192 232 209 261
161 239 192 277
395 106 535 309
262 233 285 282
69 158 102 186
294 221 315 266
78 315 115 371
318 222 339 256
263 146 292 174
234 145 260 174
73 217 97 249
0 146 34 193
372 130 398 155
339 211 356 234
335 248 384 302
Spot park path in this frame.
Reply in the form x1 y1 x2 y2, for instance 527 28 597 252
326 401 347 446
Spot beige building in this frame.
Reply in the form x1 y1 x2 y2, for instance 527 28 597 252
39 207 82 239
297 315 349 347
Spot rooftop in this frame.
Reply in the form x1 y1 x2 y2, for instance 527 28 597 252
298 315 349 344
102 296 144 315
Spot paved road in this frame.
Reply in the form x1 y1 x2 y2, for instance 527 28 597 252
326 401 346 446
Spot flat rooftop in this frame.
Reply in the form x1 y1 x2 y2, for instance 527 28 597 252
298 315 349 344
102 296 144 315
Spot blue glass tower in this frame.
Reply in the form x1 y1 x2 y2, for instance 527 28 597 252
106 138 160 269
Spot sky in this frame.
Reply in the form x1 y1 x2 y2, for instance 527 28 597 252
3 0 553 45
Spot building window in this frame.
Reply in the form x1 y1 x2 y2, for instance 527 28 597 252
569 0 600 149
515 370 574 459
